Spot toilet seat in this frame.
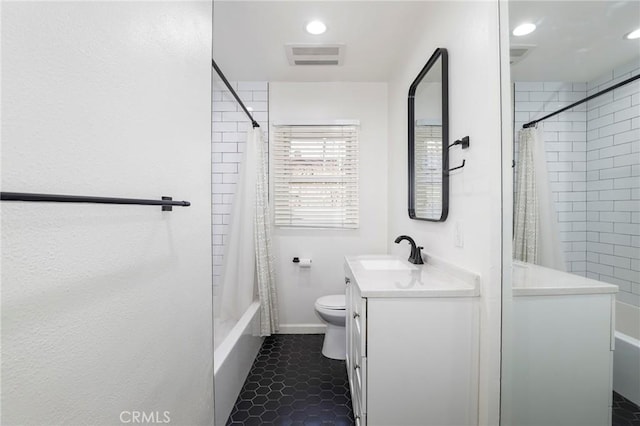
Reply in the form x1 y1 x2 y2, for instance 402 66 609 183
315 294 345 310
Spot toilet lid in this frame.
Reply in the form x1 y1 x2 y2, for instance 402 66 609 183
316 295 346 310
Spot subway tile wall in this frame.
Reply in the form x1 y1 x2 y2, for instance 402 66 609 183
212 80 269 304
514 58 640 306
585 60 640 307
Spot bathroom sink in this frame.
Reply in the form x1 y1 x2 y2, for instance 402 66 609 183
359 259 417 271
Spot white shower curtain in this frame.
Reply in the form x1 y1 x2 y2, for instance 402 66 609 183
219 128 279 336
513 124 566 270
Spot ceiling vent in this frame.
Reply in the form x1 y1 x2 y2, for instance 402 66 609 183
285 44 345 66
510 45 535 65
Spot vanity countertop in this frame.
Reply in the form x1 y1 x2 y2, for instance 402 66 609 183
512 260 618 296
344 255 480 298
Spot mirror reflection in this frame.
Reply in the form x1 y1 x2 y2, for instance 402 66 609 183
503 1 640 425
409 48 448 221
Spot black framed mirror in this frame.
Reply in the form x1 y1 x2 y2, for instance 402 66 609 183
408 48 449 221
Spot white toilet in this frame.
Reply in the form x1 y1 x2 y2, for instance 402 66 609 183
314 294 347 360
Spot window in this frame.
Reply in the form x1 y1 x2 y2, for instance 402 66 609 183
272 124 359 229
414 125 443 218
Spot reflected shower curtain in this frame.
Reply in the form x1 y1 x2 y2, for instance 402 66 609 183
219 128 279 336
513 124 566 270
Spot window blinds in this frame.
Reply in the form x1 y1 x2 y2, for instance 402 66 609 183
272 125 359 229
414 125 443 218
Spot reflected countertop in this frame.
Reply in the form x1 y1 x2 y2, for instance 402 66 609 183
344 255 480 298
512 260 618 296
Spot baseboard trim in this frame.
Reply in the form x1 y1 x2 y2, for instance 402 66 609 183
277 324 326 334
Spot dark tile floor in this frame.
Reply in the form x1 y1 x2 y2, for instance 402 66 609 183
612 391 640 426
227 334 639 426
226 334 354 426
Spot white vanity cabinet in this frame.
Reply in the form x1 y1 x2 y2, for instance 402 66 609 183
344 255 481 426
502 261 618 426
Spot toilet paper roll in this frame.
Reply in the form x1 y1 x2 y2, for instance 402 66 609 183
298 258 312 268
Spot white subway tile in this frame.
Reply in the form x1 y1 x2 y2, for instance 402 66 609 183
587 262 614 276
515 82 544 91
587 179 613 191
237 81 268 91
600 232 632 245
600 211 632 222
213 101 238 112
599 253 631 268
559 92 586 102
599 142 632 158
615 177 640 189
587 241 615 254
600 166 631 179
587 221 614 232
212 143 237 153
222 152 243 163
614 222 640 235
614 267 639 282
615 200 640 212
572 201 587 211
599 97 632 116
559 131 586 142
614 152 640 167
544 121 573 132
587 231 599 242
615 106 639 123
587 200 614 211
599 189 631 201
572 181 587 191
588 157 614 170
253 91 268 101
613 80 640 101
529 91 557 102
615 245 640 258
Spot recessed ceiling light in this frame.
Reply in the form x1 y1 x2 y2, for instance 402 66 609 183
513 23 536 37
624 28 640 40
306 20 327 35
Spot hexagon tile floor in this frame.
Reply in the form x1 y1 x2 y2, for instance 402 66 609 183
612 392 640 426
226 334 354 426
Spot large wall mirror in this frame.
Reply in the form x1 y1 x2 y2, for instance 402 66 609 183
501 1 640 425
408 48 449 221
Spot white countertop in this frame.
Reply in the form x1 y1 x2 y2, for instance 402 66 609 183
345 255 480 298
512 260 618 296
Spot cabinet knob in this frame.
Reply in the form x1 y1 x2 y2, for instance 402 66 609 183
353 313 360 319
345 277 351 285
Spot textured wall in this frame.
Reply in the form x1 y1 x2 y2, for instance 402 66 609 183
1 2 214 424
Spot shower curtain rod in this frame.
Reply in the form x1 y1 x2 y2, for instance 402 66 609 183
211 59 260 129
522 73 640 129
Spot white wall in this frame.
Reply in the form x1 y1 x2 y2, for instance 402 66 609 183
1 2 214 425
386 2 503 424
269 82 388 331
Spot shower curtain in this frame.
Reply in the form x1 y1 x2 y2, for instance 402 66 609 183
219 128 279 336
513 124 566 270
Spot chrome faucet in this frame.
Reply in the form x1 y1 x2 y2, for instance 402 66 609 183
394 235 424 264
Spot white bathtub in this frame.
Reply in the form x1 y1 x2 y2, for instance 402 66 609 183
614 301 640 406
614 332 640 406
213 301 263 426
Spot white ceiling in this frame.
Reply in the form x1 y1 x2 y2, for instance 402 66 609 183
509 0 640 82
213 1 431 82
213 1 640 83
